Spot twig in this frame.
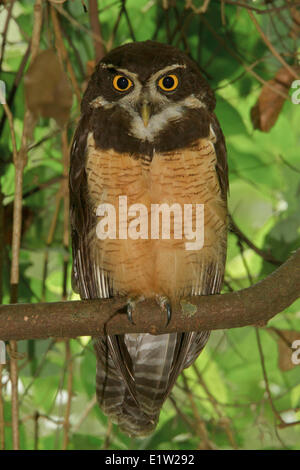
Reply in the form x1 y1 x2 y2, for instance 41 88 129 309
214 59 262 90
61 128 70 298
247 10 299 80
1 103 18 160
169 6 189 43
278 420 300 429
0 43 31 140
31 0 43 62
3 97 21 453
61 129 72 450
7 0 44 450
220 0 225 25
10 12 30 42
151 10 165 41
41 131 69 301
62 340 73 450
34 411 39 450
192 364 238 449
42 188 62 301
72 394 97 433
256 327 283 425
0 0 15 72
267 7 290 55
7 340 19 449
237 238 254 284
48 0 68 3
255 328 289 444
62 29 85 79
278 154 300 174
169 395 199 433
20 340 56 405
181 372 215 449
39 414 64 425
50 5 82 102
101 419 113 450
215 0 300 15
53 3 107 50
173 7 192 53
0 187 3 305
185 0 210 14
88 0 105 61
164 5 171 44
19 176 63 201
106 5 123 51
0 364 5 450
199 14 290 100
255 328 300 433
229 216 282 266
122 1 136 42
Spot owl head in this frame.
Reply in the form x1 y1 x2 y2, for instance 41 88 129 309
82 41 216 155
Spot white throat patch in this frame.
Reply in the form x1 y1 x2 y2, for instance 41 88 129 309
126 94 205 142
127 104 184 142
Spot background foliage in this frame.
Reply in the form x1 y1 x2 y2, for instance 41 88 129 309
0 0 299 450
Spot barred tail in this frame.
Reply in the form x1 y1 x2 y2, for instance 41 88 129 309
94 331 209 437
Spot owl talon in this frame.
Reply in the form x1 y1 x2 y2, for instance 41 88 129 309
126 296 145 325
165 302 172 327
156 296 172 326
127 302 135 325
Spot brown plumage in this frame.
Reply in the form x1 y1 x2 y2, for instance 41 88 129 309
69 41 228 437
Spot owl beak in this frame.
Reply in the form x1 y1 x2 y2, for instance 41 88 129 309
140 101 151 127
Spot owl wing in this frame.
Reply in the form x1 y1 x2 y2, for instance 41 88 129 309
70 114 113 299
211 112 229 199
69 114 95 299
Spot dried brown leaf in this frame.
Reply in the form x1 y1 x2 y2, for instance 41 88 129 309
250 66 298 132
24 49 73 128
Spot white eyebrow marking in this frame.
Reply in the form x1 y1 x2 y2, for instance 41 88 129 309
149 64 186 83
100 63 139 81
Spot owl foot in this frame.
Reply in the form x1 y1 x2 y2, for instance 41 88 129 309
126 296 145 325
156 295 172 327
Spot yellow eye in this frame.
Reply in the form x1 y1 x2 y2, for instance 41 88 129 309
113 75 133 92
158 74 178 92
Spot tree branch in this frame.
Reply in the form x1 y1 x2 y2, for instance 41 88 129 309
0 249 299 341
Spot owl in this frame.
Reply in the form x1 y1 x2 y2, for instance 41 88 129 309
69 41 228 437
